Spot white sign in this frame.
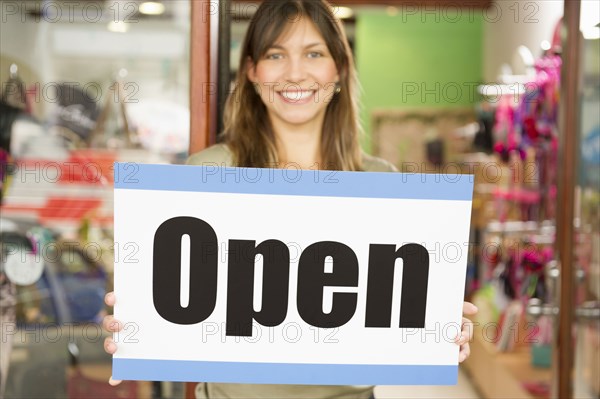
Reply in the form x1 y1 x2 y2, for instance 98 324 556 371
112 163 474 385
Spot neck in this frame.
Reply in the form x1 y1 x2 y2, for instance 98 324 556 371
271 117 323 170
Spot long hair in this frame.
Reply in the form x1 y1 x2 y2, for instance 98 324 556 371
222 0 362 171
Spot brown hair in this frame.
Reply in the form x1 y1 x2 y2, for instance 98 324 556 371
222 0 362 171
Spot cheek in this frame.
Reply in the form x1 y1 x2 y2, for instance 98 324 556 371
254 64 279 84
317 63 339 86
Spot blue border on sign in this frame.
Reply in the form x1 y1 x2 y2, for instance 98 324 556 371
114 163 473 201
113 359 458 385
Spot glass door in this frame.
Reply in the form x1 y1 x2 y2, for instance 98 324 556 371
553 1 600 397
572 23 600 399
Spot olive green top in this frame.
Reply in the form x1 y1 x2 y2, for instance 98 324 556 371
186 143 396 399
187 143 398 173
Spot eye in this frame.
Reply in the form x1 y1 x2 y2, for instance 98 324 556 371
265 52 283 60
307 51 323 58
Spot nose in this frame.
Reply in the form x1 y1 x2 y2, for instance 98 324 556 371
284 56 308 83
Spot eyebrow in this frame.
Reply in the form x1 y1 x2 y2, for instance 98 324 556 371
268 42 326 50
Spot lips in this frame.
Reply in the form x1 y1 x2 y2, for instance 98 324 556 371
277 90 316 104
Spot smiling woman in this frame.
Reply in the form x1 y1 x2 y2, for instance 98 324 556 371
247 18 341 165
221 0 362 171
102 1 477 398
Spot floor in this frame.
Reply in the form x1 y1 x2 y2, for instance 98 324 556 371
374 369 480 399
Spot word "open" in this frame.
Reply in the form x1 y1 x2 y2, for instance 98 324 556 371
152 217 430 337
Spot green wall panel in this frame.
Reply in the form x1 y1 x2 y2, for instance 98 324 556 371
355 11 483 152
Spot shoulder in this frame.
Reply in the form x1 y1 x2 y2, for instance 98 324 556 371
360 151 398 172
186 143 234 166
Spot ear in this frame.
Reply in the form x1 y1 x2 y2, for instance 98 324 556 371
336 65 347 84
245 57 257 83
332 66 343 87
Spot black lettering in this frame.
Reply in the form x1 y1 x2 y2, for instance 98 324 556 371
153 217 218 324
297 241 358 328
226 239 290 336
365 243 429 328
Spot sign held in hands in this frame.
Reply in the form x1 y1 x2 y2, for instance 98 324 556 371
112 163 473 385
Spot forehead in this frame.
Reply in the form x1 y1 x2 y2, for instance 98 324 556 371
272 18 326 47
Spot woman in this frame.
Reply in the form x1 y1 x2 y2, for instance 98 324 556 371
103 1 477 398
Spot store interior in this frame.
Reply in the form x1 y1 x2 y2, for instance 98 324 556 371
0 0 599 398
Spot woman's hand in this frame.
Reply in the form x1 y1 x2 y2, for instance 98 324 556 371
456 301 477 363
102 292 123 386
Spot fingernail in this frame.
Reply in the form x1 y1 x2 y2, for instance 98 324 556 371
459 353 466 362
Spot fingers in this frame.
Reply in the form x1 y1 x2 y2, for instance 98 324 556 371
104 337 117 354
461 316 474 341
109 376 123 386
456 314 474 362
458 342 471 363
455 332 469 346
103 315 123 333
105 292 116 307
455 317 474 345
462 301 478 315
104 293 124 386
455 302 476 345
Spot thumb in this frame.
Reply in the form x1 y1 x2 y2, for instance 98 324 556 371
109 376 123 386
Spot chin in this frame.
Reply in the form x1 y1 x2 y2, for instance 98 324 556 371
277 111 323 127
286 117 315 126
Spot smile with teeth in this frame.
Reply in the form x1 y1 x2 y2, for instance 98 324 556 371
277 90 316 103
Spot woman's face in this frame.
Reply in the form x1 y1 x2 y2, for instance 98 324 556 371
247 18 340 132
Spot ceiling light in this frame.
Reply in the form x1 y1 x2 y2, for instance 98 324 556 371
580 1 600 34
139 2 165 16
582 27 600 40
332 6 353 19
